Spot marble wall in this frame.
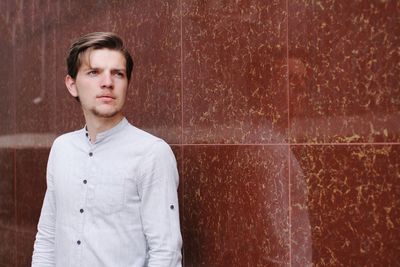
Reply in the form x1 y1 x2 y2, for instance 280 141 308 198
0 1 399 266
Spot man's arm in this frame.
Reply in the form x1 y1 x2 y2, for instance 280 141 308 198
138 140 183 267
31 149 56 266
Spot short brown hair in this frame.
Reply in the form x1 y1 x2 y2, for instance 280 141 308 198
67 32 134 81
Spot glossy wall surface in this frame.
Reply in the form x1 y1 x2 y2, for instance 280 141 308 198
0 1 399 266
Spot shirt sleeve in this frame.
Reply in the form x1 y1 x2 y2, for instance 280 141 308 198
31 146 57 267
138 140 183 267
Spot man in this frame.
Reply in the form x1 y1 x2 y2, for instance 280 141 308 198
32 32 182 266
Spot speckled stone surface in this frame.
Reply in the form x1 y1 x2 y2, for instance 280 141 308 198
182 145 289 266
0 23 15 136
0 149 16 266
11 1 57 134
15 149 48 267
291 145 400 266
289 1 400 143
182 1 288 144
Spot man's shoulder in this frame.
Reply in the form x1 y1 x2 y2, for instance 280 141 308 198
125 123 161 143
124 123 171 152
125 124 176 169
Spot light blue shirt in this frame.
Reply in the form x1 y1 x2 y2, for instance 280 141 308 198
32 118 182 267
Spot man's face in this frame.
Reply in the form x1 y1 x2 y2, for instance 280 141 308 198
66 48 128 119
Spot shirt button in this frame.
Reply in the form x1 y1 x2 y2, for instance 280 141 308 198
80 209 84 213
170 205 174 210
77 240 81 245
89 152 93 157
83 179 87 184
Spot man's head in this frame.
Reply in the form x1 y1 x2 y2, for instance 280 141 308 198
67 32 133 82
65 32 132 120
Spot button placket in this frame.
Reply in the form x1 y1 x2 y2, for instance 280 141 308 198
77 146 93 243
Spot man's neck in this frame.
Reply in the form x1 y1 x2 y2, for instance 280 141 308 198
84 113 124 144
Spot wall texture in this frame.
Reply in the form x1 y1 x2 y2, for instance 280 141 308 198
0 0 399 266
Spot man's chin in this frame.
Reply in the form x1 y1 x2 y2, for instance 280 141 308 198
91 108 121 119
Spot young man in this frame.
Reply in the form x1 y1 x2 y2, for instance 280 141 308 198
32 32 182 266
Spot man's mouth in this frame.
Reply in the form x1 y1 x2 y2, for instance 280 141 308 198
97 95 115 100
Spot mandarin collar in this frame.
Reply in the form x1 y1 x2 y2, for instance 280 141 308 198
84 117 128 144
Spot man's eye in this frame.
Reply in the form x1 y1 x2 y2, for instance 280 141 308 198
87 70 98 76
115 72 125 78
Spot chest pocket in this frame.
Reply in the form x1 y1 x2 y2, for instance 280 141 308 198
93 176 126 215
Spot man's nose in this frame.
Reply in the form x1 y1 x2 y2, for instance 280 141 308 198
100 72 113 88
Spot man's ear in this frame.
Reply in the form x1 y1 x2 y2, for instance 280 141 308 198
65 75 78 97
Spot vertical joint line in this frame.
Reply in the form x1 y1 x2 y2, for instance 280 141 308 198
180 0 184 146
286 3 292 266
286 0 290 145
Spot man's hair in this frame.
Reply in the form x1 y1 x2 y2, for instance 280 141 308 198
67 32 134 81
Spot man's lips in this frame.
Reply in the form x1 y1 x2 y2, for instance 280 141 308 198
97 95 115 100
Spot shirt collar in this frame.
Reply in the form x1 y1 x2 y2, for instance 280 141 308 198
84 117 128 144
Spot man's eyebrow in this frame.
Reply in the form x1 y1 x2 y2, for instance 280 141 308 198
81 66 126 71
80 65 99 71
112 68 127 72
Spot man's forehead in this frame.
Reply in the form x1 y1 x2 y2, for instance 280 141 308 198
79 48 126 69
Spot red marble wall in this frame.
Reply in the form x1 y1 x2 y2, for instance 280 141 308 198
0 1 399 266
